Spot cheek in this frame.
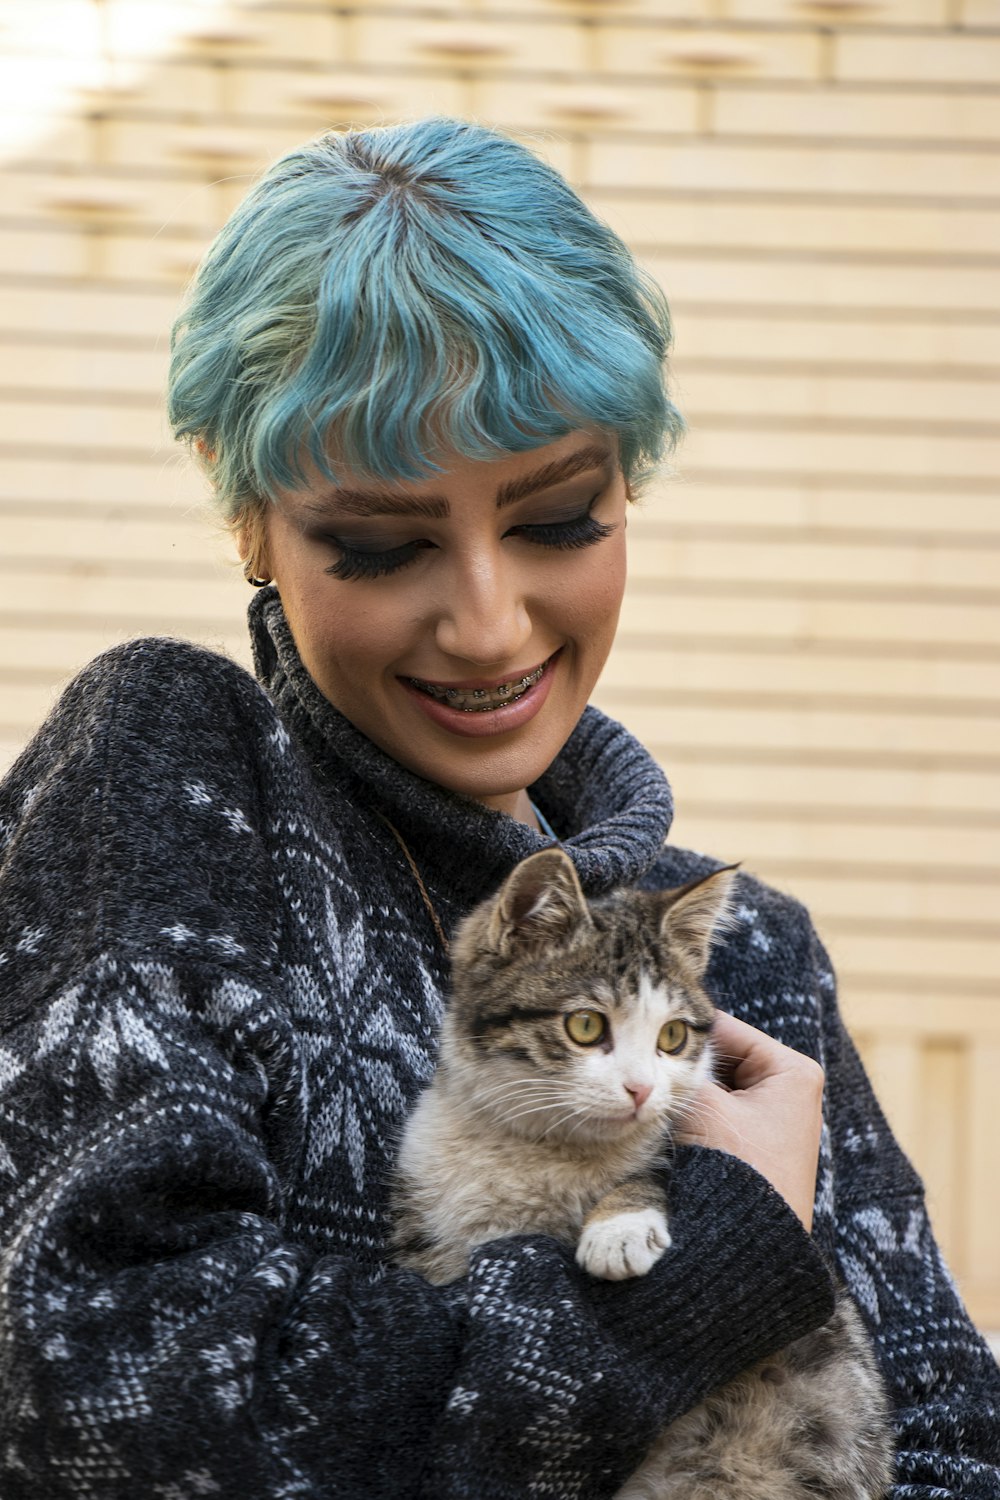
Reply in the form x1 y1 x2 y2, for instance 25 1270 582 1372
287 593 351 687
595 529 628 619
593 549 627 634
549 535 627 642
290 586 405 686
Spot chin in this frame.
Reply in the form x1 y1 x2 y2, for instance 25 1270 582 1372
424 745 565 808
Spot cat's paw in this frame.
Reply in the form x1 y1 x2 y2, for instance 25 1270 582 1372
575 1208 671 1280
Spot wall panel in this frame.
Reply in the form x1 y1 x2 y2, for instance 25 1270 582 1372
0 0 996 1335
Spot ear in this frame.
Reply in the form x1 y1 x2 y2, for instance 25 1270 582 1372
233 503 272 584
659 864 739 975
488 848 591 954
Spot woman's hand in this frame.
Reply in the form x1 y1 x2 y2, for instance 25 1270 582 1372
680 1011 825 1233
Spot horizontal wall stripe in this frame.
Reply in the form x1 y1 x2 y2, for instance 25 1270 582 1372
1 0 997 1326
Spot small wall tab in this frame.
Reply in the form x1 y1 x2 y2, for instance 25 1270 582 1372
292 79 386 113
168 131 257 166
543 87 632 124
41 182 141 217
662 40 762 70
413 27 514 61
177 22 262 52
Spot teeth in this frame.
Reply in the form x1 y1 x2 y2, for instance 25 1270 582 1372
409 660 547 712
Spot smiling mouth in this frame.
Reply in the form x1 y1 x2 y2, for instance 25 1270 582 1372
405 658 550 713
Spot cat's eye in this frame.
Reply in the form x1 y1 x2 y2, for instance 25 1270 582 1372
658 1019 689 1054
565 1010 607 1046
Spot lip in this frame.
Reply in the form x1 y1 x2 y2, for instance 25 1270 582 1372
399 650 561 739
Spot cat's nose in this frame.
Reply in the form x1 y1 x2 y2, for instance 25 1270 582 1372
625 1082 652 1110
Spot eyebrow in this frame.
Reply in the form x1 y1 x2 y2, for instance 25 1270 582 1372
302 442 613 521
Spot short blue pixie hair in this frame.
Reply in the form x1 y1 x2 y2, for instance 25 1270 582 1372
168 117 683 517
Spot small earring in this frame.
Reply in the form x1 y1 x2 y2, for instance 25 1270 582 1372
243 559 272 587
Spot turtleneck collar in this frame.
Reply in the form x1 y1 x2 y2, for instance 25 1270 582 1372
248 587 673 905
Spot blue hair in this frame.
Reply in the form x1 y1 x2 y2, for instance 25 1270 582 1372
168 117 683 515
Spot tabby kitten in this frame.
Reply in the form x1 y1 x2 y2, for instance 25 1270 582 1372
391 847 893 1500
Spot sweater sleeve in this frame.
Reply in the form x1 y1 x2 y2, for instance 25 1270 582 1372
811 935 1000 1500
0 643 836 1500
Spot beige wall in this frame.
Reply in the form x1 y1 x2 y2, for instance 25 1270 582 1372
1 0 997 1325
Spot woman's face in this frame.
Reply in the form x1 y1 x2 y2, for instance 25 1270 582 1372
259 431 628 824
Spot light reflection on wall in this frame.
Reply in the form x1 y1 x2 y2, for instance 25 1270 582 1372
0 0 233 159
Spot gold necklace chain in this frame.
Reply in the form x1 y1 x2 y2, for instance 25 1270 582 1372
375 811 451 956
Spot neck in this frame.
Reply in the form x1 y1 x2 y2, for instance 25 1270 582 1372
474 785 540 830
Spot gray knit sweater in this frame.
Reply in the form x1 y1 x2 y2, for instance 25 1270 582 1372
0 588 996 1499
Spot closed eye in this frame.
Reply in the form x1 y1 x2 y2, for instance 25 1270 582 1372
324 537 434 581
323 500 616 581
508 506 616 551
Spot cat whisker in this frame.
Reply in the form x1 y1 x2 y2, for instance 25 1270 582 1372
472 1074 555 1093
465 1082 571 1114
496 1099 578 1128
560 1109 602 1140
671 1096 754 1154
494 1090 575 1113
469 1087 573 1113
711 1049 748 1074
488 1087 576 1114
476 1101 573 1129
469 1077 569 1103
470 1098 575 1122
541 1105 592 1139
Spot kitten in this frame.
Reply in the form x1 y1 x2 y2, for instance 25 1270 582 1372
391 847 893 1500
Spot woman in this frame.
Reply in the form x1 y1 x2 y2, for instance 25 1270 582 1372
0 117 996 1499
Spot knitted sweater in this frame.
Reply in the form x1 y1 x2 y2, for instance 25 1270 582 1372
0 589 996 1500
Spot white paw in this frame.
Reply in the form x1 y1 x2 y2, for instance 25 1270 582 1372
576 1208 671 1281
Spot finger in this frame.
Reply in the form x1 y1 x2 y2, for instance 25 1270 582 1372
709 1011 768 1088
710 1010 795 1090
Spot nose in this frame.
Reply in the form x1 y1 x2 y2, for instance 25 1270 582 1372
625 1082 652 1110
434 550 533 667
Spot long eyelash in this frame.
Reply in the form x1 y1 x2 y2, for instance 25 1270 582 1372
325 544 420 581
521 514 616 550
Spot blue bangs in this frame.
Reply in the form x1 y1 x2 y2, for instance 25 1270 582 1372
168 117 683 514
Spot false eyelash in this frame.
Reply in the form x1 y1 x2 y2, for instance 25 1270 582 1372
519 514 616 550
324 506 615 582
325 542 423 582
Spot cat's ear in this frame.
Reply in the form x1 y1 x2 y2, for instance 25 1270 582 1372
659 864 739 974
488 848 591 954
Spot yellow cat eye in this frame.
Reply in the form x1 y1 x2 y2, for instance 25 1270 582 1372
658 1019 689 1055
565 1010 607 1046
